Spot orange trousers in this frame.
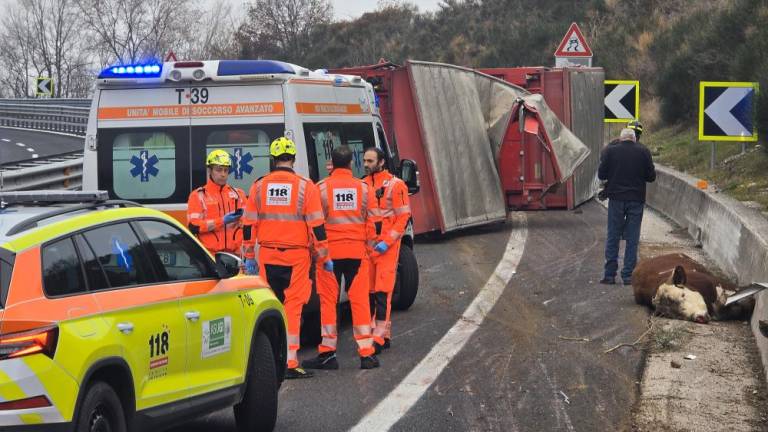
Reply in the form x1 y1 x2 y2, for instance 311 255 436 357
370 241 401 345
259 246 311 369
316 257 375 357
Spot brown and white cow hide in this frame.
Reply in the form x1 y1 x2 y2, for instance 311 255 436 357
631 253 751 323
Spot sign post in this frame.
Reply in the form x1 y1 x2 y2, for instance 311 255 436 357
554 23 593 67
699 81 759 170
35 77 53 97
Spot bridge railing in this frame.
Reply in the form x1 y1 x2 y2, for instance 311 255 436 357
0 100 90 136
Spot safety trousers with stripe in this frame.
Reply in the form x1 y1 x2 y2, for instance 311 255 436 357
316 257 375 357
259 246 312 369
370 240 402 345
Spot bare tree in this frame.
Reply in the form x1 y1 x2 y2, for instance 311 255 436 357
175 0 243 61
75 0 195 65
238 0 333 63
0 0 89 97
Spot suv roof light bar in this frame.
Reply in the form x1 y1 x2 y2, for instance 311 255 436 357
5 199 140 237
0 191 110 208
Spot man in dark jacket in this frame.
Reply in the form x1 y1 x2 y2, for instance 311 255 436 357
598 127 656 285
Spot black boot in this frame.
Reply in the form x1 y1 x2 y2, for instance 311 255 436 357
285 367 314 379
301 351 339 370
360 355 380 369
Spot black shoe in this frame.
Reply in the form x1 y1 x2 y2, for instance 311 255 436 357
285 367 314 379
382 339 391 349
301 352 339 370
360 355 380 369
599 277 615 285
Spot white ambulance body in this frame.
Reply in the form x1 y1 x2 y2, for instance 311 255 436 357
82 60 393 222
82 59 419 313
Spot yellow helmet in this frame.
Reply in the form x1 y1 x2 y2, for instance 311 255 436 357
270 137 297 158
206 149 231 167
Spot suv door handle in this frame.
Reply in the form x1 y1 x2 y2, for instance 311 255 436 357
117 322 134 334
185 311 200 322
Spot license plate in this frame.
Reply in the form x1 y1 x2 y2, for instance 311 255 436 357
159 251 176 266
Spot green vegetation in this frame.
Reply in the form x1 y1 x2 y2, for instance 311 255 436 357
644 125 768 211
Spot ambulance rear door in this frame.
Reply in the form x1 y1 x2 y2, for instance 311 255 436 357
95 85 192 205
189 84 286 193
287 80 377 182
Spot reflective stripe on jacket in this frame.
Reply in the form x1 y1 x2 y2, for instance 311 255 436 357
186 177 246 254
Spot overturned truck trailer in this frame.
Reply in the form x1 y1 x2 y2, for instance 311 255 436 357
331 61 598 235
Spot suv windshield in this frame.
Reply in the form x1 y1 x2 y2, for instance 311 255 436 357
0 246 15 309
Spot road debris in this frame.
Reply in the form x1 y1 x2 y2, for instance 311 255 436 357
684 354 696 360
559 390 570 404
671 360 682 369
558 335 590 342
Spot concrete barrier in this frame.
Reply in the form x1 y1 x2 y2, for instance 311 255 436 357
646 165 768 382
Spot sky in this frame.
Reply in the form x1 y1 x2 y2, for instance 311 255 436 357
330 0 443 20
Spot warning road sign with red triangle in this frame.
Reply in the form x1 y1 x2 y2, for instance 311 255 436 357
554 23 593 57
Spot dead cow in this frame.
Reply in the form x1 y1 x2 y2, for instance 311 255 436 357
631 253 750 323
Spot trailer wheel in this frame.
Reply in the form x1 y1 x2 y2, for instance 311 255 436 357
393 245 419 311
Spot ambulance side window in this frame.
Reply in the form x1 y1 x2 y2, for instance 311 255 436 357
133 220 217 282
97 127 189 204
42 237 87 297
191 124 284 193
303 122 376 181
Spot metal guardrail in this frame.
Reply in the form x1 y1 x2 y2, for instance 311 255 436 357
0 103 89 136
0 98 92 108
0 152 83 191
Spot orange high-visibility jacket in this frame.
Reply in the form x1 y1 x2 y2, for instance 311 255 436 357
242 167 329 262
317 168 379 259
186 178 246 254
364 169 411 247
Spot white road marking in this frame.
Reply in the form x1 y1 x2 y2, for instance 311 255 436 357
32 154 38 158
351 213 528 432
1 138 9 142
16 142 24 147
26 148 34 152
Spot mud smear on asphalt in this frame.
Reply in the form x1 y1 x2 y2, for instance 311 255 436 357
393 201 648 432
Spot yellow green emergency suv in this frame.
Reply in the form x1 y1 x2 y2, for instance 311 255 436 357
0 191 286 432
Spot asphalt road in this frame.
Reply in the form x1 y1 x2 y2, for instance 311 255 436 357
0 127 83 165
169 201 648 431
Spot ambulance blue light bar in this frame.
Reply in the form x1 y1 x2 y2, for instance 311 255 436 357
217 60 295 76
98 63 163 79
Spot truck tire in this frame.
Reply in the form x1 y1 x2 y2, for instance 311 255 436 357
75 381 127 432
234 332 278 432
393 245 419 311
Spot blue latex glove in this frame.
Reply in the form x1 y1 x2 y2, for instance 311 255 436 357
323 260 334 272
245 259 258 275
374 241 389 254
223 211 241 225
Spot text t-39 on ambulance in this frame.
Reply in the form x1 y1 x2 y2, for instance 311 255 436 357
81 60 421 341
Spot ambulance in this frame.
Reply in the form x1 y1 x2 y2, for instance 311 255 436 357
81 59 421 330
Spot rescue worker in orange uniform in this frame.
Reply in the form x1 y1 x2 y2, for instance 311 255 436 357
363 148 411 354
301 146 381 371
187 150 246 255
242 137 333 379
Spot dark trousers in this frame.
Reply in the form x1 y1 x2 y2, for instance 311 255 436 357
604 199 644 281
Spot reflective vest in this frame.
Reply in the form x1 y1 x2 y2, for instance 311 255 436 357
318 168 379 259
186 178 246 254
364 169 411 246
243 167 329 260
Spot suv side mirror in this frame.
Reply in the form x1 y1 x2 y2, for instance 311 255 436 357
215 252 241 278
399 159 420 195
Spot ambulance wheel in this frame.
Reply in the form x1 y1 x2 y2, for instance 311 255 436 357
76 381 127 432
234 332 278 432
393 245 419 311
